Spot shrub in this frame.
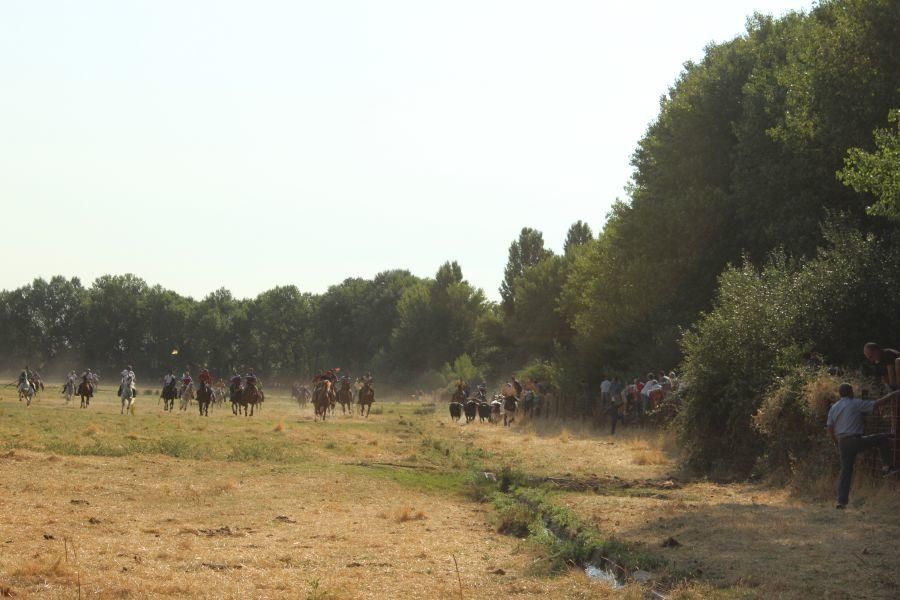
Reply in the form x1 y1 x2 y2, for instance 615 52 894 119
753 368 874 486
677 227 900 478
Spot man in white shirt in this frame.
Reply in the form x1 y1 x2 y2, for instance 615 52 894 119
599 376 612 410
827 383 899 508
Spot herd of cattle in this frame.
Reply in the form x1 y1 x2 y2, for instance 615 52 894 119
448 383 523 427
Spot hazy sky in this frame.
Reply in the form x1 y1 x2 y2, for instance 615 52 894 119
0 0 813 300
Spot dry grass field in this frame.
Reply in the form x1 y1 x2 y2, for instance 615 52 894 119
1 383 898 599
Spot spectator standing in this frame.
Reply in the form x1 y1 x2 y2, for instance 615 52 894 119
599 376 612 410
642 374 659 414
863 343 900 390
635 379 645 418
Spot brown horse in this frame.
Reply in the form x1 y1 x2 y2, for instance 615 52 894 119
77 381 94 409
230 385 245 415
196 382 215 417
313 381 334 421
336 379 354 415
358 382 375 417
244 384 264 417
503 394 518 427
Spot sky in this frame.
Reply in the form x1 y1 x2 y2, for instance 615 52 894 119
0 0 815 301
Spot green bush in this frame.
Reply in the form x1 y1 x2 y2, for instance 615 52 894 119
677 228 900 478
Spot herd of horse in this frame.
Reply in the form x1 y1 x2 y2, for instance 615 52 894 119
16 375 375 422
20 375 525 428
159 380 231 416
292 378 376 421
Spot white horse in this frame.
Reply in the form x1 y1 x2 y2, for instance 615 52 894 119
120 376 136 415
179 381 194 411
18 380 35 406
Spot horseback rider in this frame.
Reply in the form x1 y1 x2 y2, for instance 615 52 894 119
198 368 212 392
18 367 29 387
475 382 487 402
119 365 136 397
314 369 337 389
511 376 523 398
163 369 177 391
245 371 261 391
62 370 77 394
229 374 242 393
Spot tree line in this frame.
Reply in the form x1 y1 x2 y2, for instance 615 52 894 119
2 0 898 476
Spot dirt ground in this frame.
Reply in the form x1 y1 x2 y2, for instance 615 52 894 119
0 450 628 599
1 386 898 599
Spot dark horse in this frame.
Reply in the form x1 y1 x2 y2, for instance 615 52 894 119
313 380 334 422
337 379 354 415
503 394 518 427
230 384 245 416
161 380 178 412
77 381 93 409
243 384 263 417
196 381 214 417
357 381 375 417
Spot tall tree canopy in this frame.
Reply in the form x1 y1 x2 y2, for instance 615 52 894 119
500 227 552 314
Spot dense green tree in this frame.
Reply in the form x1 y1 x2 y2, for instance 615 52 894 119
839 109 900 220
81 274 149 372
563 221 593 255
563 0 900 375
184 288 248 375
136 285 190 374
505 255 572 362
248 285 316 378
0 278 84 369
500 228 552 313
388 262 487 375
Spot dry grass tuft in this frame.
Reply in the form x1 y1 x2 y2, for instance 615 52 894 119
558 429 570 444
625 432 672 465
11 555 76 585
394 506 427 523
804 372 841 420
632 449 668 465
207 479 239 496
84 423 102 436
273 420 285 433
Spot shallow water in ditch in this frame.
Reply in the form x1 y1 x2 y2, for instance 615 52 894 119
584 564 625 589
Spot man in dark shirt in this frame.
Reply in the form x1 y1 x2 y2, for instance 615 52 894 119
864 343 900 390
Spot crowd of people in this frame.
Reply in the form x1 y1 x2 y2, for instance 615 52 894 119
575 371 680 434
